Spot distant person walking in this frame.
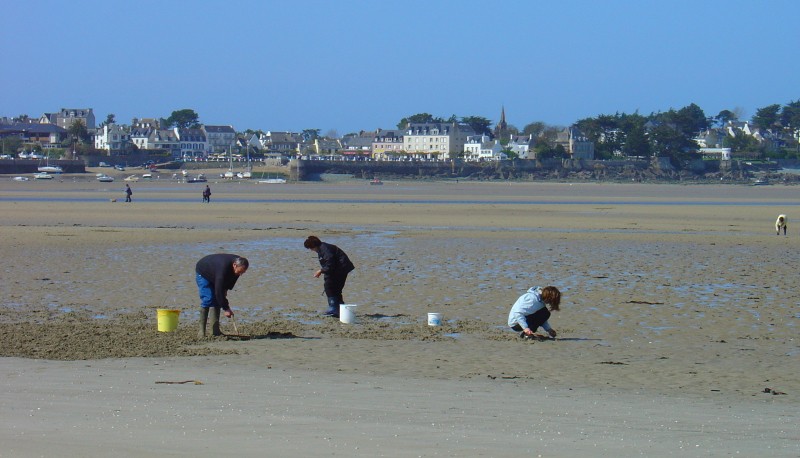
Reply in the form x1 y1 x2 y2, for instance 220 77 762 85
776 214 787 236
195 254 249 337
202 185 211 203
304 236 355 318
508 286 562 340
125 184 133 202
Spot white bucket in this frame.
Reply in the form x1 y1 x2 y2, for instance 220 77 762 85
427 312 442 326
340 304 357 324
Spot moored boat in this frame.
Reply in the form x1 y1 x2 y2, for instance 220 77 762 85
38 165 64 173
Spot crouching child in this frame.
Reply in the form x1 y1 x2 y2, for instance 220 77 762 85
507 286 561 340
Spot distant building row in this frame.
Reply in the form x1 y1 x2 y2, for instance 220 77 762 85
3 107 599 162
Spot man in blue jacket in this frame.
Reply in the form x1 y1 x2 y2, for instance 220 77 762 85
195 254 249 337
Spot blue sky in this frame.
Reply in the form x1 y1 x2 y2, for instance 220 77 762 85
2 0 798 135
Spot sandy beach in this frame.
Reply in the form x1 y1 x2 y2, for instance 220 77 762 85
1 174 798 456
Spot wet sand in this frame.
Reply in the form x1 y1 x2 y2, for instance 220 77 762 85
1 177 798 456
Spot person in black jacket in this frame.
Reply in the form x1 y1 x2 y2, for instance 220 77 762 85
195 254 249 337
304 235 355 318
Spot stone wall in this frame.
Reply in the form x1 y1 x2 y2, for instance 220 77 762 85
0 159 85 174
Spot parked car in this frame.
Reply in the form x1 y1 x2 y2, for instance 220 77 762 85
114 164 125 171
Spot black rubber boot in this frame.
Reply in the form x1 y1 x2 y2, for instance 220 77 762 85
211 307 222 336
324 296 340 318
198 307 209 338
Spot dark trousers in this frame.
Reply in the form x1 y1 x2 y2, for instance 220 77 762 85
511 307 551 332
323 272 349 316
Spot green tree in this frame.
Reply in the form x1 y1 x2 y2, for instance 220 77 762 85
396 113 444 129
539 144 568 160
2 136 23 155
576 114 624 159
673 103 708 136
649 122 695 163
714 109 737 127
752 104 781 131
622 122 651 157
301 129 320 141
723 129 761 154
165 109 200 129
780 100 800 131
522 121 546 137
502 148 518 160
461 116 493 136
67 119 90 144
531 127 562 159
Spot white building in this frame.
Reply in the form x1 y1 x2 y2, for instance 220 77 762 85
130 128 180 155
203 125 237 153
507 134 535 159
464 135 505 161
175 128 209 159
94 124 130 153
403 122 474 160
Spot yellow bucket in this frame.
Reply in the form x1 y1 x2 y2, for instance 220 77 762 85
157 309 181 332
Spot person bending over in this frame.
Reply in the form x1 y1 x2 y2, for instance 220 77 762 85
776 214 787 236
304 236 355 318
195 254 249 337
508 285 561 340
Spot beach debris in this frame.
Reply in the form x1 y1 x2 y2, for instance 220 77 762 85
598 361 627 365
155 380 203 385
763 387 786 395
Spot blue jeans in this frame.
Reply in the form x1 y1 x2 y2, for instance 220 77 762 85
196 273 218 309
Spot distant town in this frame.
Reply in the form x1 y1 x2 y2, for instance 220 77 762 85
1 102 799 169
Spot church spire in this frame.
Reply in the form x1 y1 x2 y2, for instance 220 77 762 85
494 106 508 138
